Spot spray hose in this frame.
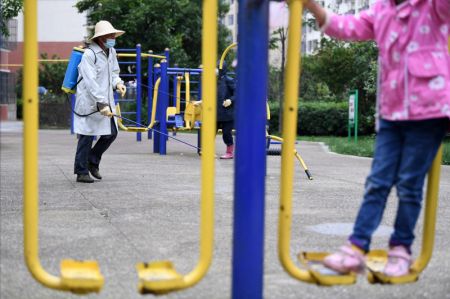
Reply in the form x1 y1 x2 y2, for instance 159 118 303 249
113 114 202 152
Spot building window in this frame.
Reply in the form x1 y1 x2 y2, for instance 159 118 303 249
0 72 16 105
228 15 234 26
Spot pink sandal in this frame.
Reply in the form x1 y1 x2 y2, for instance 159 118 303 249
323 244 366 274
383 246 411 277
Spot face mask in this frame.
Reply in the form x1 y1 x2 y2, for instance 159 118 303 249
105 39 116 48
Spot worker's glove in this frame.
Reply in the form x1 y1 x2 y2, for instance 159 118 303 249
223 99 232 107
99 106 113 118
116 83 126 98
193 100 203 106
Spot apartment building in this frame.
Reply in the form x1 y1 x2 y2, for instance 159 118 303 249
303 0 375 55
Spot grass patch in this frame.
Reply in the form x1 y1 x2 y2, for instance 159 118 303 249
298 135 450 165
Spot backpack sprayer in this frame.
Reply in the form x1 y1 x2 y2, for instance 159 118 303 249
61 47 99 117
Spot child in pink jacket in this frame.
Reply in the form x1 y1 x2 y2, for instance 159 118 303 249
305 0 449 276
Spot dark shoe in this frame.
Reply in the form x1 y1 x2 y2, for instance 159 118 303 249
76 174 94 183
88 165 102 180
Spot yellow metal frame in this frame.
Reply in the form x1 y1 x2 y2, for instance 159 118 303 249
116 77 161 132
267 134 312 180
23 0 104 293
219 42 237 70
176 75 183 113
117 53 166 59
278 0 445 286
135 0 217 294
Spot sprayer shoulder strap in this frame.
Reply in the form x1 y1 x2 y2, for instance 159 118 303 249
75 48 97 86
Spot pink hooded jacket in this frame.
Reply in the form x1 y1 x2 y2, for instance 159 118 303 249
323 0 450 122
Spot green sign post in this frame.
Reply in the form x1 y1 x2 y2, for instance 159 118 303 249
348 89 358 143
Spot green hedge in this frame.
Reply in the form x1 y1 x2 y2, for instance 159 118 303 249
268 100 375 136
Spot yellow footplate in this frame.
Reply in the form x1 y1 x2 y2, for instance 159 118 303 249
124 126 148 133
60 259 104 294
366 250 419 284
298 252 357 286
136 261 184 294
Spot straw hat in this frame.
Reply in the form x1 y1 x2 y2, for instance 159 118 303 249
90 20 125 40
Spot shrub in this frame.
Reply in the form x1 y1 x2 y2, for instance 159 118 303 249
268 100 375 136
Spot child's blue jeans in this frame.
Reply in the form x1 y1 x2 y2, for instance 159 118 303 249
349 117 449 252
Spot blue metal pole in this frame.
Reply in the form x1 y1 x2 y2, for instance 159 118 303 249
164 48 170 66
148 51 154 140
152 65 161 153
136 44 142 141
232 0 269 298
70 94 75 134
158 59 169 155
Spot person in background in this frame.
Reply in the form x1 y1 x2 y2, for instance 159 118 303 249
216 60 236 159
304 0 450 276
73 20 126 183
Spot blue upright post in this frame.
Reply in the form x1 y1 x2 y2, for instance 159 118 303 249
164 48 170 66
232 0 269 298
70 94 75 134
158 59 169 155
136 44 142 141
148 51 154 140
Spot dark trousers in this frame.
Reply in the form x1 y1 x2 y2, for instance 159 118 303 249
349 118 448 252
218 120 234 146
74 118 118 175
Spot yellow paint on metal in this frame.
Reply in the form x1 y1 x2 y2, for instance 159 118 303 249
298 252 357 285
176 75 183 114
23 0 103 293
39 59 69 62
117 53 165 59
185 72 191 104
267 134 311 178
149 77 161 129
277 0 316 284
219 42 237 70
116 77 160 133
136 0 217 293
60 260 104 294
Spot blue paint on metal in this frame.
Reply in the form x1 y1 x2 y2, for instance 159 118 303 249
136 44 142 141
158 60 169 155
232 0 269 298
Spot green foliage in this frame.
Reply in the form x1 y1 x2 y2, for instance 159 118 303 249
299 38 378 109
299 135 375 157
298 136 450 165
1 0 22 36
38 54 68 96
75 0 231 67
268 100 375 136
16 53 68 100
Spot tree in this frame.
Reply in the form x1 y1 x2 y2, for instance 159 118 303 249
75 0 231 67
1 0 23 37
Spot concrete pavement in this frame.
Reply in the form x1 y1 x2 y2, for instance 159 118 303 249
1 123 449 299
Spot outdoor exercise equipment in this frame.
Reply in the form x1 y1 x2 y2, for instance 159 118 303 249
277 0 445 286
134 0 217 294
22 0 104 294
114 114 201 152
